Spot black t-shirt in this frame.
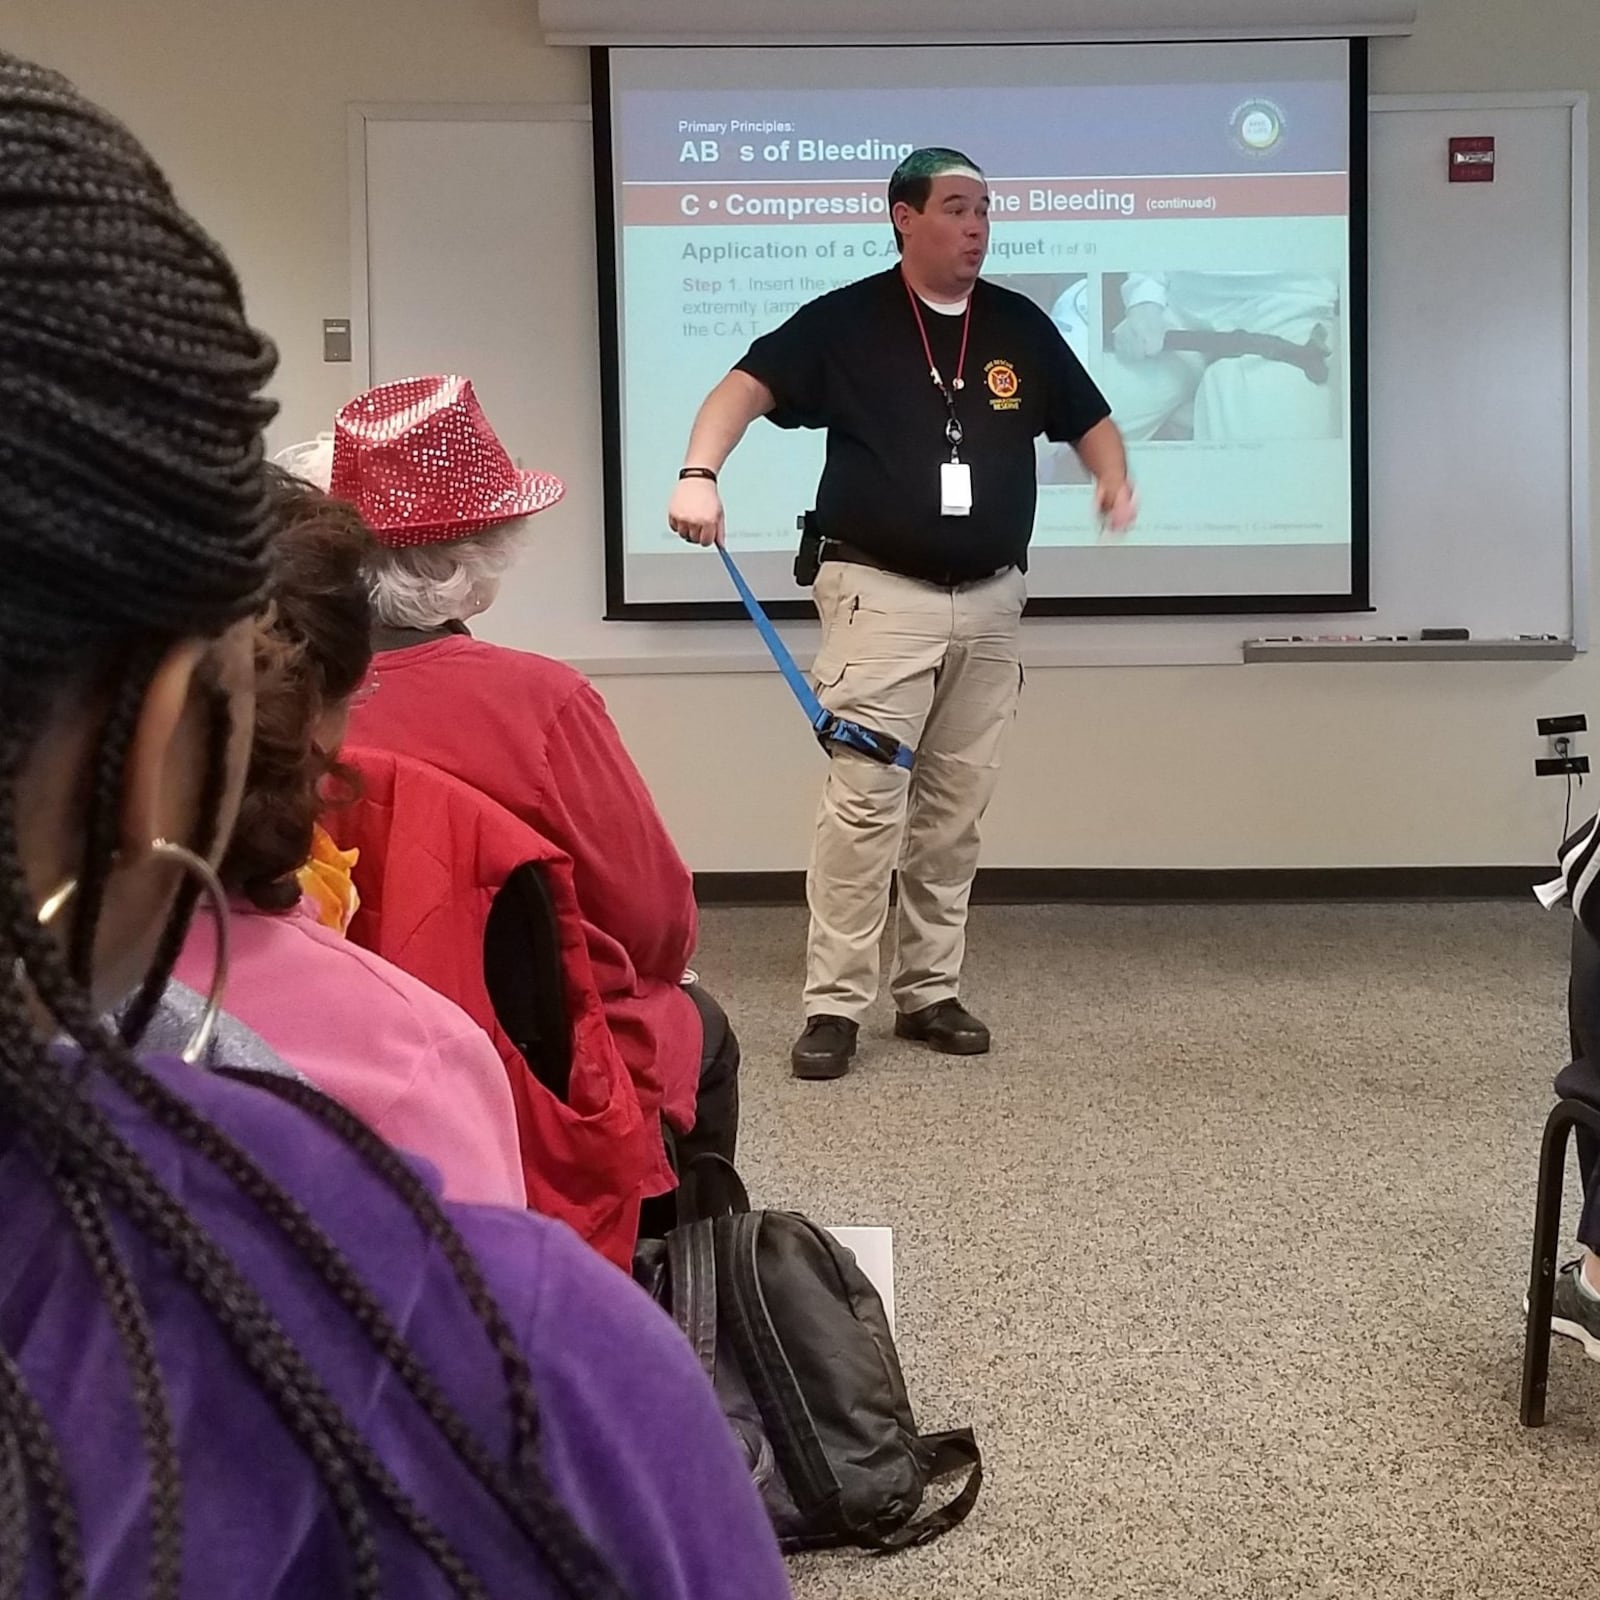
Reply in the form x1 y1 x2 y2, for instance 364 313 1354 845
736 268 1109 583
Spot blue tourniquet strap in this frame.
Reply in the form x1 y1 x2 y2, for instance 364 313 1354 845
716 544 914 770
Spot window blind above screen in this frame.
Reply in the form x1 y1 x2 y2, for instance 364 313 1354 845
538 0 1416 45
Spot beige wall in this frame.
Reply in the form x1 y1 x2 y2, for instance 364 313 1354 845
8 0 1597 870
5 0 587 452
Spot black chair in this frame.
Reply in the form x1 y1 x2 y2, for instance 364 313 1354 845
482 861 572 1103
1520 1055 1600 1426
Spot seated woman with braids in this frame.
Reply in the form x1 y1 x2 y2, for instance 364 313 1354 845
170 467 525 1208
0 52 790 1600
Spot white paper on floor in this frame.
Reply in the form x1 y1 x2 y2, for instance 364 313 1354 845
823 1226 895 1335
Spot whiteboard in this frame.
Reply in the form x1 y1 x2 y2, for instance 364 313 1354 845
351 91 1588 672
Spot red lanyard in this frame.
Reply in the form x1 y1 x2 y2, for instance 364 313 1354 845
902 271 972 401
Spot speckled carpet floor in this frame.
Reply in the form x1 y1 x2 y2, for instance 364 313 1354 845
696 901 1589 1600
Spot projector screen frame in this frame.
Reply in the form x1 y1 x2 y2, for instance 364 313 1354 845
594 38 1371 622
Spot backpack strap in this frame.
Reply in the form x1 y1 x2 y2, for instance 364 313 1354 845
849 1428 984 1553
675 1153 751 1229
717 1211 844 1527
665 1220 718 1384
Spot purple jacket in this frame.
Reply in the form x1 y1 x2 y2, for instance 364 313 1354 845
1 1054 792 1599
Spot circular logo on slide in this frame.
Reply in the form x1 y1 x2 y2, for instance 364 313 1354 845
1230 98 1287 156
986 360 1019 400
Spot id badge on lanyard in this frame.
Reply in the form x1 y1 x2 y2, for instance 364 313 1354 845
906 275 974 518
941 461 973 517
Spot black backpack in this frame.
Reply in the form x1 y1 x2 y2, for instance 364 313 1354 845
634 1157 983 1553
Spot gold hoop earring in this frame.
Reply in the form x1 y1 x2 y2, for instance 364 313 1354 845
32 838 231 1067
149 839 231 1065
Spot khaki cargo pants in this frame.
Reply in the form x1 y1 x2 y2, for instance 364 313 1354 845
804 559 1026 1020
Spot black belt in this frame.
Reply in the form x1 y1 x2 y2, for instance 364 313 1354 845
820 540 1010 591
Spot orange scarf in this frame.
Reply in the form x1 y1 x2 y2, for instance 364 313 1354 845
296 824 361 935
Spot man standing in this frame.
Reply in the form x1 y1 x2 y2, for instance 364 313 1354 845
668 148 1134 1080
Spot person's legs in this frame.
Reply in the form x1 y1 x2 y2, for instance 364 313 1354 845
803 564 949 1023
675 983 740 1168
1192 353 1341 443
1546 919 1600 1350
804 758 913 1021
636 984 741 1237
1569 916 1600 1066
1569 919 1600 1250
891 566 1026 1021
1092 349 1204 441
1171 280 1340 444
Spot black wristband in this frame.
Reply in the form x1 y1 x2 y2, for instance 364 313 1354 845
678 466 718 484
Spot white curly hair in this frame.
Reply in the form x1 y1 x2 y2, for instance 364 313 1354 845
273 433 529 630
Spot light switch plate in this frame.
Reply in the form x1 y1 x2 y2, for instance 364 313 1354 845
322 318 353 362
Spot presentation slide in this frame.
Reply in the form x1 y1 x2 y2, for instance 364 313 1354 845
599 41 1363 617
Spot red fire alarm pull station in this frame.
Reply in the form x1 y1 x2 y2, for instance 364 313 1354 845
1449 135 1496 182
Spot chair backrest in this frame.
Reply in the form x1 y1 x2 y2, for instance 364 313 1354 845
329 745 651 1269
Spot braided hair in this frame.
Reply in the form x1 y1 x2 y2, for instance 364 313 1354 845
0 54 627 1600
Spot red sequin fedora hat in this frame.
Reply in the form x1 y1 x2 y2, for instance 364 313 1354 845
326 375 565 548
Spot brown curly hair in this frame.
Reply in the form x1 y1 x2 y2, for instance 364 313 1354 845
222 464 374 910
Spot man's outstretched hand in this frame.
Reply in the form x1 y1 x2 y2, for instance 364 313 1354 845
668 476 725 547
1095 478 1139 540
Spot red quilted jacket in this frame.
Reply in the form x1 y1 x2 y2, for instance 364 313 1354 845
330 746 652 1269
349 635 701 1199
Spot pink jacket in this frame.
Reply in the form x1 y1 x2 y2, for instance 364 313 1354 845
174 902 524 1208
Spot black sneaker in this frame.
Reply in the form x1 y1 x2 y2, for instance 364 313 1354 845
893 999 991 1056
1548 1258 1600 1359
791 1015 858 1080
